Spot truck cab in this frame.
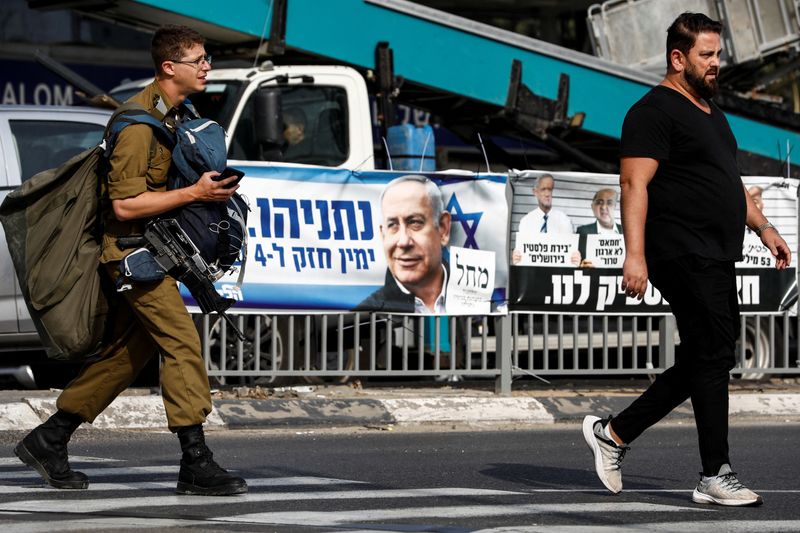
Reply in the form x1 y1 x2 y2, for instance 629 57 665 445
111 63 376 171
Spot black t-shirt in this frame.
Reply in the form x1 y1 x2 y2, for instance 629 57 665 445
620 85 745 262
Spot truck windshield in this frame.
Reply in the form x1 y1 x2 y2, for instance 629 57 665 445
186 81 244 128
229 85 349 167
110 81 244 129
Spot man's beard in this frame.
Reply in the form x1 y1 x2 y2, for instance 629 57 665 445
684 63 718 99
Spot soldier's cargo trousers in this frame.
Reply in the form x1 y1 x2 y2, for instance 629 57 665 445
57 263 212 431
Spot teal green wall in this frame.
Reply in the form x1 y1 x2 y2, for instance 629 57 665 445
143 0 798 163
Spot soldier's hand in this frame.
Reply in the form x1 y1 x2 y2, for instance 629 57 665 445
193 171 239 202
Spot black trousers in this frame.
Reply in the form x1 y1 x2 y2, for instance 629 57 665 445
612 255 739 476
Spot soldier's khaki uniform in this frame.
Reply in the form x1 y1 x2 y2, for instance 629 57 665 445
57 81 212 430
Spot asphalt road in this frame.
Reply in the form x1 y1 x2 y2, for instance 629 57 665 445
0 421 797 532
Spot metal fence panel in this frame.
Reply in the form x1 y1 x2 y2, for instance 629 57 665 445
196 310 799 388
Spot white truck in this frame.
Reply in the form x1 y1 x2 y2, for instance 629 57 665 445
110 63 378 172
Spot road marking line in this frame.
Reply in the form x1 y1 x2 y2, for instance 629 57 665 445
0 475 365 494
0 488 522 514
472 520 800 533
2 514 798 533
215 502 706 526
0 516 210 533
0 466 179 479
0 456 120 467
517 488 800 493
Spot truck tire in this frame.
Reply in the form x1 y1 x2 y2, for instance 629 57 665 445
735 317 778 380
194 314 299 386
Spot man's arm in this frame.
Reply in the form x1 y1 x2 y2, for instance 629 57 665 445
107 123 239 222
620 157 658 299
743 184 791 270
112 172 239 221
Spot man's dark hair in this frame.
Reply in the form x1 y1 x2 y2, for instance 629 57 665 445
151 25 205 74
665 12 723 68
283 106 307 129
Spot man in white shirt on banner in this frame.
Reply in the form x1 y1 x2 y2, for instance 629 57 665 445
512 174 575 265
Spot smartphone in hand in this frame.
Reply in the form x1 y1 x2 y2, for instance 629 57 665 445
216 167 245 188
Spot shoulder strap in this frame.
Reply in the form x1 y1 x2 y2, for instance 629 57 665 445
228 196 248 289
102 103 175 159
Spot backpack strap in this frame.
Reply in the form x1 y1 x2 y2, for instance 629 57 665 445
102 103 175 159
229 197 248 289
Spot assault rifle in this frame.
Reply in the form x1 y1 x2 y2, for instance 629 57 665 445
118 219 246 341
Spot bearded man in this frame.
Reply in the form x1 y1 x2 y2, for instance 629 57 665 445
582 12 790 507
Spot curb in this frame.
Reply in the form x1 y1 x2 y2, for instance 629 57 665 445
1 393 799 431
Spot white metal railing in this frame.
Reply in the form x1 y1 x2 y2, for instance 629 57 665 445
197 310 800 393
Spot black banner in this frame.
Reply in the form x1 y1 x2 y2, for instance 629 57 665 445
509 266 795 313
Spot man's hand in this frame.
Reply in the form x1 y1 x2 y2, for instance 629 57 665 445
192 171 239 202
761 228 792 270
621 255 648 299
511 249 522 265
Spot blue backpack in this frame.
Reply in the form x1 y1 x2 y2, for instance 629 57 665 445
109 107 249 283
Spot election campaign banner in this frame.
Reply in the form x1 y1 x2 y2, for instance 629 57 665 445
508 171 797 313
184 166 510 315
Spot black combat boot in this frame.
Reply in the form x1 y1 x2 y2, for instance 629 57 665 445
14 410 88 489
176 424 248 496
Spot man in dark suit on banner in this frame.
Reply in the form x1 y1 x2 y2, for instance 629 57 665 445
355 175 452 313
577 188 622 267
576 188 622 236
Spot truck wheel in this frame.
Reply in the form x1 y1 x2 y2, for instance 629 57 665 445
302 348 357 385
736 318 776 380
195 314 296 386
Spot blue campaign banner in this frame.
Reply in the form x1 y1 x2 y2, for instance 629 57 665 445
181 166 510 314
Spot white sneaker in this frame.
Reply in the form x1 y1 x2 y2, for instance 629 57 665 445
692 464 763 506
582 415 628 494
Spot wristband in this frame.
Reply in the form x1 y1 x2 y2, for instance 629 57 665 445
755 222 776 236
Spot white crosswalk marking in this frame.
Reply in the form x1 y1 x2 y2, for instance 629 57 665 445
0 465 179 479
0 487 521 513
0 455 798 532
0 456 120 466
215 502 705 527
0 476 364 494
0 517 211 532
471 522 800 533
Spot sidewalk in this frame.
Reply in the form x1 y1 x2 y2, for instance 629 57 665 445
1 378 799 431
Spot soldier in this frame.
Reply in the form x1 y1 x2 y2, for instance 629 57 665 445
15 25 247 496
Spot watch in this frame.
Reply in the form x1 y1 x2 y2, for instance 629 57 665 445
755 222 776 236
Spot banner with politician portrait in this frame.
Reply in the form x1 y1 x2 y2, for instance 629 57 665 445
188 165 510 315
508 171 797 313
